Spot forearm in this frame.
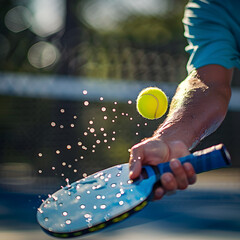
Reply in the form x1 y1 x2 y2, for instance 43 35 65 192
154 65 232 150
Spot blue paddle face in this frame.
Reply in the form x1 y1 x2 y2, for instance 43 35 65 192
37 163 156 236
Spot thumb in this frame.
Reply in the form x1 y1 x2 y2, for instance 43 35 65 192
129 146 143 179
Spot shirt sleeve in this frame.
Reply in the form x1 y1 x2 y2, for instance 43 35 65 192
182 0 240 74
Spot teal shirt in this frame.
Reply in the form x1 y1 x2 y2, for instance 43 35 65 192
183 0 240 74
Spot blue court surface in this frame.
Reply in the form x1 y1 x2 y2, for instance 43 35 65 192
0 170 239 240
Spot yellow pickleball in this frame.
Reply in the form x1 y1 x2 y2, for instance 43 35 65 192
136 87 168 120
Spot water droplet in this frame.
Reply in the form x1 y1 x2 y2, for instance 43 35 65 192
144 122 148 126
51 122 56 127
70 124 75 128
96 195 101 199
38 170 42 174
89 120 93 125
74 169 78 173
96 140 101 144
84 132 88 136
38 153 43 157
112 108 116 112
65 178 70 187
60 109 65 113
66 145 71 150
78 142 82 146
116 172 121 177
100 97 104 101
56 150 60 154
103 116 107 120
62 211 68 216
100 128 104 132
136 132 139 135
62 162 66 166
120 189 124 194
90 128 95 133
84 101 89 106
93 205 97 209
80 204 86 209
111 183 116 188
113 131 116 135
128 100 132 104
117 165 123 170
103 133 107 137
105 214 111 221
66 219 71 225
104 139 107 143
38 208 43 214
112 137 116 141
52 166 55 170
84 213 92 218
59 203 63 206
52 195 58 201
101 107 106 112
119 201 124 205
127 180 133 184
44 217 49 222
83 90 88 95
76 195 81 200
100 204 106 209
73 115 77 119
102 195 106 199
87 190 90 194
60 125 64 129
83 173 87 178
116 193 121 198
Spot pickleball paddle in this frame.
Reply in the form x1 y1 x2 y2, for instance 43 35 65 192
37 144 231 238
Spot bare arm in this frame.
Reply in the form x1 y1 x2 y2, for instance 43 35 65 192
129 65 233 199
156 65 232 151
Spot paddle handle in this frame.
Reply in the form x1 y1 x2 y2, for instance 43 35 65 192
157 144 231 175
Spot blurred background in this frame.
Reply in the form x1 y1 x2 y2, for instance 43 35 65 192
0 0 239 239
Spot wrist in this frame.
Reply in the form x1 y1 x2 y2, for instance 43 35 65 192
153 121 197 150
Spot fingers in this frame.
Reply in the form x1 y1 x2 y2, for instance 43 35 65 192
169 159 189 190
154 187 165 200
183 162 197 184
129 143 144 179
128 138 197 201
129 138 170 180
155 159 196 200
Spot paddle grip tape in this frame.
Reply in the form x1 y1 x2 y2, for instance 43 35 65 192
156 144 231 176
